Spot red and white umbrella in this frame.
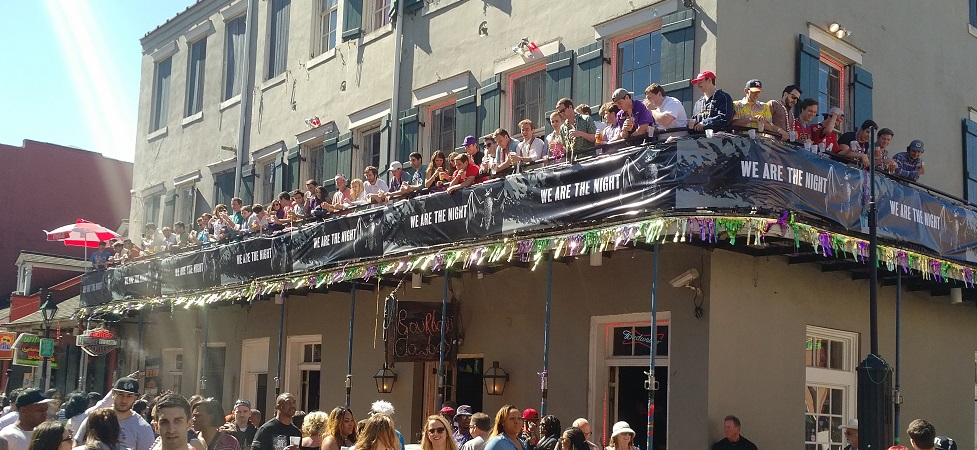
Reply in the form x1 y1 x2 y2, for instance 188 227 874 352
45 219 122 249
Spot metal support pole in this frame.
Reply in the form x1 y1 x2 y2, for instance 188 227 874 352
437 271 449 410
345 283 356 407
894 270 902 443
275 297 285 395
77 320 88 392
42 324 51 390
540 256 553 416
869 127 879 356
201 305 209 394
646 240 659 450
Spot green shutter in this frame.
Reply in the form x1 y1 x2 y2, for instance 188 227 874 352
852 67 873 132
478 75 501 139
273 155 286 196
573 41 604 131
337 132 354 179
660 9 696 115
285 147 302 191
241 172 255 205
797 34 821 120
405 0 424 13
545 50 574 129
322 133 339 191
455 88 479 145
378 114 392 179
342 0 362 42
964 119 977 201
400 107 420 163
161 189 176 227
214 171 235 207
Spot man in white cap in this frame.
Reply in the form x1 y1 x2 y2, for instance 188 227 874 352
839 419 858 450
0 388 55 450
74 376 155 450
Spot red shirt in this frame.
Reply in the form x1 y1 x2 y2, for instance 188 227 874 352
452 163 487 186
810 122 840 153
793 120 814 144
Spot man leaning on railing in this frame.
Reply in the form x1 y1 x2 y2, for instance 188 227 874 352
687 70 733 132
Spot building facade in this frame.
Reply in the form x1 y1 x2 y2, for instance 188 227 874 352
125 0 977 449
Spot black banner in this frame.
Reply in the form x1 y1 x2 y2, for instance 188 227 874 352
160 248 219 295
80 270 112 307
109 260 160 300
80 137 977 305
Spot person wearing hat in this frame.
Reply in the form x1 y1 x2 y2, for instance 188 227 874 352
810 106 845 154
388 161 406 190
688 70 734 133
732 79 789 140
892 139 925 181
0 388 54 450
606 421 637 450
73 376 155 450
461 136 484 166
221 399 257 450
520 409 539 446
611 88 654 140
933 436 957 450
839 419 858 450
453 406 474 447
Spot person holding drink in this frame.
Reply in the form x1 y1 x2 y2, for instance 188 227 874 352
556 98 596 160
610 88 654 140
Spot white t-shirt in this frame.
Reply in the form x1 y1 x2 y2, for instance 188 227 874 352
0 423 32 450
655 96 689 130
0 413 18 432
517 137 546 161
364 179 389 195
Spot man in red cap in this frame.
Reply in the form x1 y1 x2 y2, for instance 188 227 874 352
520 409 539 446
687 70 734 132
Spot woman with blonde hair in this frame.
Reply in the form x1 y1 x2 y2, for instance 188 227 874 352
349 179 367 204
604 422 637 450
351 415 395 450
320 407 356 450
483 406 524 450
300 411 329 450
420 415 457 450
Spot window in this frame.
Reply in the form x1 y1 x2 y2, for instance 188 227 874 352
303 343 321 363
151 57 172 131
200 345 226 399
364 0 391 34
818 56 845 114
267 0 290 80
616 30 661 103
357 127 382 175
430 103 456 154
144 193 162 225
224 15 246 100
804 326 857 450
185 38 207 117
163 349 183 393
511 70 544 133
308 145 325 186
314 0 338 56
260 160 276 205
214 170 235 207
287 336 321 412
178 185 198 224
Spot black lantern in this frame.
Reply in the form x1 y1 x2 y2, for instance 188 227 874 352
373 364 397 393
482 361 509 395
41 295 58 325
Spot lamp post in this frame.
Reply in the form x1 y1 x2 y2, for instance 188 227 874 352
40 295 58 391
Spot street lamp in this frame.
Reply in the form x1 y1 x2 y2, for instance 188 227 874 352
482 361 509 395
40 295 58 390
373 364 397 394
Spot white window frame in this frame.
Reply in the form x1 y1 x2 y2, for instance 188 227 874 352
240 338 270 410
162 348 184 394
222 14 247 102
355 122 383 177
305 142 326 187
805 326 858 450
143 192 163 227
150 56 173 133
427 98 457 156
256 155 278 206
284 335 321 411
265 0 291 81
185 36 208 119
504 64 545 137
312 0 338 58
363 0 391 34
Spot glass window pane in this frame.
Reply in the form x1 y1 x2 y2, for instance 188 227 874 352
829 340 844 369
806 415 816 441
619 41 633 72
830 417 842 442
633 34 650 67
831 388 843 414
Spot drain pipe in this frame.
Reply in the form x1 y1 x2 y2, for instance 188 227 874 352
387 0 406 168
233 0 258 197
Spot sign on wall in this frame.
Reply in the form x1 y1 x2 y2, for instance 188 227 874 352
387 300 458 363
12 334 58 368
0 332 16 360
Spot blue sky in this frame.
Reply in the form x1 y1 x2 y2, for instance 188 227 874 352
0 0 197 162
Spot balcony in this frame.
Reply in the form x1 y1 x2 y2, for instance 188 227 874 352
81 133 977 311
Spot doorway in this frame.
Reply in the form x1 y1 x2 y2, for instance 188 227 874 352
609 366 667 450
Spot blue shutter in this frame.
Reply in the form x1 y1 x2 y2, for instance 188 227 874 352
400 107 420 163
546 50 575 125
337 132 354 179
241 173 255 205
852 67 873 132
797 34 821 116
405 0 424 14
322 133 339 191
455 88 479 144
971 0 977 28
660 9 696 114
478 75 501 141
573 41 604 130
964 119 977 201
342 0 362 42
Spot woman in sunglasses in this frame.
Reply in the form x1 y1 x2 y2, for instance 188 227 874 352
421 415 457 450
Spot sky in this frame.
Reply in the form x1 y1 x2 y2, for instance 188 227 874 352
0 0 198 162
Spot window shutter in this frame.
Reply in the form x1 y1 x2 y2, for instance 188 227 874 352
455 88 479 145
852 67 873 131
405 0 424 14
964 119 977 201
545 50 575 125
161 189 177 227
322 133 339 191
285 147 302 191
478 75 502 140
241 172 255 205
660 9 697 114
400 107 420 163
573 41 604 129
797 34 821 118
337 132 354 179
379 115 392 179
214 171 236 207
273 155 286 196
342 0 363 42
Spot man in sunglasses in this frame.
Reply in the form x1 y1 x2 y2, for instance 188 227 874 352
770 85 802 141
839 419 858 450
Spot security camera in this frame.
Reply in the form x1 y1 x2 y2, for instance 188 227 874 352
669 268 699 288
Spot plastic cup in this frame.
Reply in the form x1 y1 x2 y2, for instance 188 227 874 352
817 142 826 153
804 142 812 151
748 129 756 139
851 141 859 152
789 131 797 141
290 438 300 447
705 129 714 138
648 126 655 137
757 121 765 132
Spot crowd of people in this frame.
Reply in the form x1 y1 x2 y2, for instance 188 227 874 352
86 75 928 270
